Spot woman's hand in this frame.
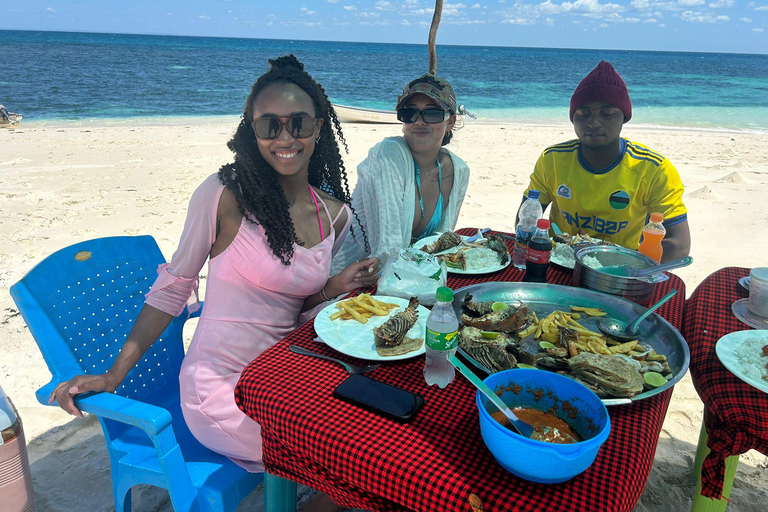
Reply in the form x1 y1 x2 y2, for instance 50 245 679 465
328 257 381 296
49 373 119 417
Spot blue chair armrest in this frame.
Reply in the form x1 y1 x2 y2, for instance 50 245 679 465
74 392 173 439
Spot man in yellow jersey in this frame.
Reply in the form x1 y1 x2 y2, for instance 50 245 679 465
519 61 690 262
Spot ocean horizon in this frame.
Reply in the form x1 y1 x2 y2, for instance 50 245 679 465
2 30 768 132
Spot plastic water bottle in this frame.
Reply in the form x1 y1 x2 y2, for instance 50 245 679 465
638 212 666 263
523 219 552 283
513 190 543 269
424 286 459 388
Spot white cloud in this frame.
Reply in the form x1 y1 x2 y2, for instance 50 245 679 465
681 10 729 21
643 17 658 21
411 8 435 14
343 5 356 10
328 0 340 3
753 27 764 31
501 17 538 24
375 1 394 9
740 17 753 21
301 7 317 14
708 0 734 7
401 19 410 24
753 4 768 9
678 0 705 6
472 2 482 6
46 7 55 12
359 11 381 17
199 15 211 19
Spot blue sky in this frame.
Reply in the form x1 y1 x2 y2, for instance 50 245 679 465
6 0 768 53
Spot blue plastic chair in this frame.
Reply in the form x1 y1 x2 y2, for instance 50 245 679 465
10 235 297 512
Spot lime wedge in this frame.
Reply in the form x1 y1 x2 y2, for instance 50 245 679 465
539 341 557 350
491 301 508 312
643 372 666 388
516 363 537 369
481 331 501 339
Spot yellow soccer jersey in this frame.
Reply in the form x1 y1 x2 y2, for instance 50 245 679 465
525 138 688 249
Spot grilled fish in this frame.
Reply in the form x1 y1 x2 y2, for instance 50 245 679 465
373 297 423 356
420 231 462 254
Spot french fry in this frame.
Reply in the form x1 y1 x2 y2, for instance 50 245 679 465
608 340 638 354
351 296 388 316
570 306 608 317
339 302 368 323
518 324 537 339
540 332 559 344
330 309 346 320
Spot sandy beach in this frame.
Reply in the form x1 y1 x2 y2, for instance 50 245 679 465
2 118 767 511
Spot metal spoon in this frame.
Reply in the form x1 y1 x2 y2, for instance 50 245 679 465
596 289 678 342
289 345 380 375
599 256 693 278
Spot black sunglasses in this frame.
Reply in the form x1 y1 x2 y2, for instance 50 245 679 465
396 108 449 124
251 115 317 140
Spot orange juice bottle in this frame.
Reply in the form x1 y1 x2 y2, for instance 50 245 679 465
638 212 665 262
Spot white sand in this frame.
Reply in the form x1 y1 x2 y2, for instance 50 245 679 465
2 118 767 511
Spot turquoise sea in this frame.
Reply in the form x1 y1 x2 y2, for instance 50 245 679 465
1 30 767 131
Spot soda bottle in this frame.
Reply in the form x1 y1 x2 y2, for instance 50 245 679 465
513 190 543 269
424 286 459 388
523 219 552 283
638 212 666 263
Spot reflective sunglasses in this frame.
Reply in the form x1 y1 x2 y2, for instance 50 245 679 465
396 108 449 124
251 115 317 140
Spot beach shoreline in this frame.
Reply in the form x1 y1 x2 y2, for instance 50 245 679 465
2 119 766 511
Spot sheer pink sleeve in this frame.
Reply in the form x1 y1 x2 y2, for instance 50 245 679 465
145 174 224 316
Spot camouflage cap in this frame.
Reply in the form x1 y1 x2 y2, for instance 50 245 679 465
396 73 457 113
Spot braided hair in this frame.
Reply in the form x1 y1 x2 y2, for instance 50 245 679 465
218 54 367 265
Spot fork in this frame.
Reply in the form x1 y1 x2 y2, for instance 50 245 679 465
289 345 380 375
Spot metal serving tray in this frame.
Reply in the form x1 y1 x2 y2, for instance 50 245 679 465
452 282 690 406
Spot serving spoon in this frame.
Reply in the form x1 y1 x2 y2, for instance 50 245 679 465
599 256 693 278
596 289 678 342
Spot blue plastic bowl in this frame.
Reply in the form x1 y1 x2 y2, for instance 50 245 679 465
476 369 611 484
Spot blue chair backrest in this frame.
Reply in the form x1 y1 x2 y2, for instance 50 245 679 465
12 235 185 408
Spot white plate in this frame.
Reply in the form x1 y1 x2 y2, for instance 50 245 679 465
740 276 751 291
314 295 429 361
415 234 511 275
732 298 768 330
715 329 768 394
550 243 576 269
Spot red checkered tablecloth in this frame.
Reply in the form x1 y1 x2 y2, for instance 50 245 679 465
682 266 768 499
235 229 686 512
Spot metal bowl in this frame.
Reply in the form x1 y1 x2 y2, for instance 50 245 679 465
572 245 664 304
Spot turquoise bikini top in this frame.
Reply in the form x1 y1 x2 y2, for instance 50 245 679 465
414 158 444 240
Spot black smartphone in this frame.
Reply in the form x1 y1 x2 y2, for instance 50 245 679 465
333 374 425 421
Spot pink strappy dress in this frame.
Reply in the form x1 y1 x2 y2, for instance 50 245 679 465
145 174 351 471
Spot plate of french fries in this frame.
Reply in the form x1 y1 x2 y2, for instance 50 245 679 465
452 281 690 404
314 294 430 361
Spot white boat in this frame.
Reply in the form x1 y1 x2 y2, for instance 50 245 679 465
0 105 22 127
333 104 399 124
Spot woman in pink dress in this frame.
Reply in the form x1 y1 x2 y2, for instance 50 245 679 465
50 55 378 512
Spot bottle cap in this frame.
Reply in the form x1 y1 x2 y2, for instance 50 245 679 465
650 212 664 223
536 219 550 230
435 286 453 303
527 190 540 200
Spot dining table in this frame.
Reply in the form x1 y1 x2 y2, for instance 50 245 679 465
235 228 687 512
682 267 768 508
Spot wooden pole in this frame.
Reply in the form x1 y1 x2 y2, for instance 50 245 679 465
428 0 444 75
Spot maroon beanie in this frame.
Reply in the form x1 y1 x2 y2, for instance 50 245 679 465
569 61 632 122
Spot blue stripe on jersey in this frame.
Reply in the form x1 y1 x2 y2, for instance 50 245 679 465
663 213 687 228
626 148 662 167
544 140 580 155
627 143 665 161
626 143 664 164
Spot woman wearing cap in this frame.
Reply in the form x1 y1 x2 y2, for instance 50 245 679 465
331 73 470 271
519 60 691 262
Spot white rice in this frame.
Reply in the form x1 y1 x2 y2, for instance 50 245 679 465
732 335 768 382
463 247 502 270
551 243 576 268
581 254 603 270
